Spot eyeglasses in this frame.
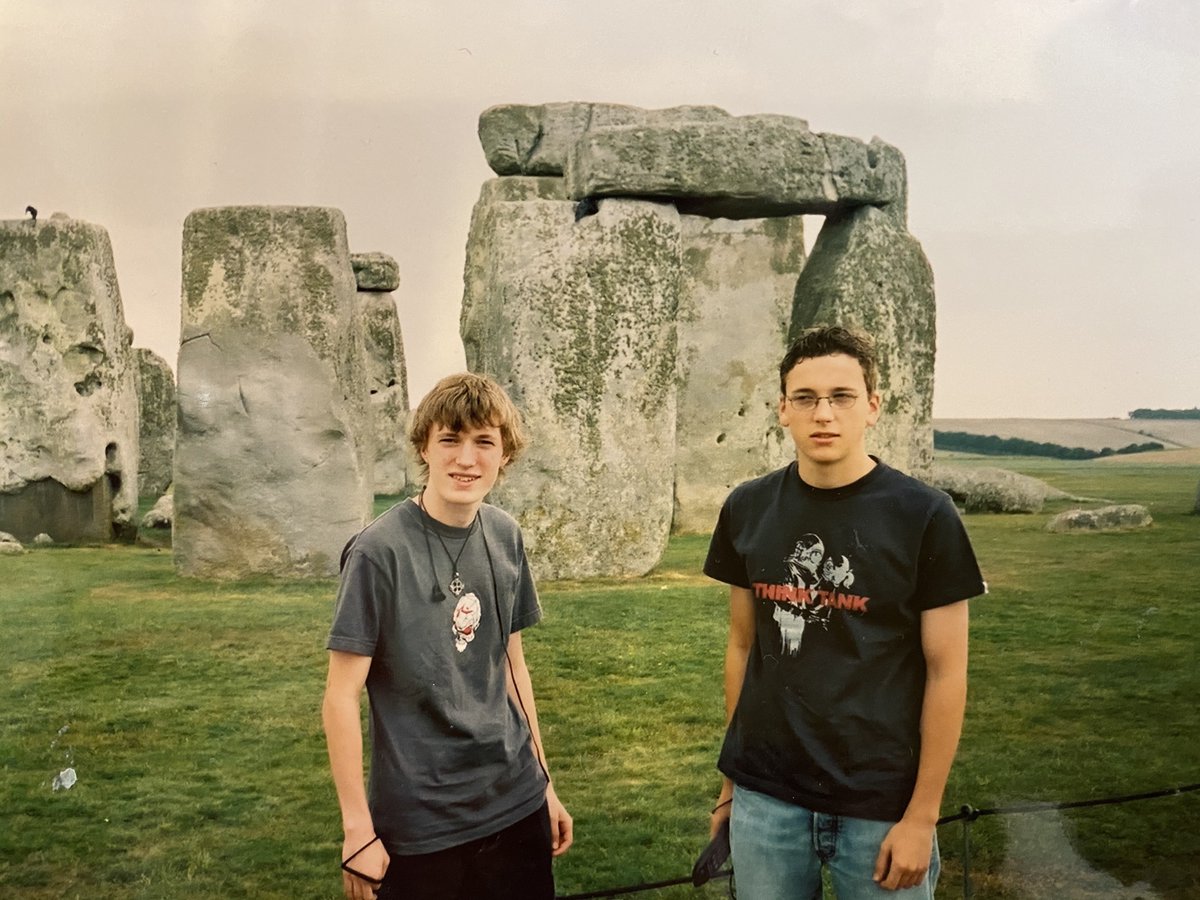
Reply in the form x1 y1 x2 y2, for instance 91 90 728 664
786 392 859 412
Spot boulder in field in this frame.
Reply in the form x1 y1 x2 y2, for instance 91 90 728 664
1046 505 1153 533
930 464 1053 514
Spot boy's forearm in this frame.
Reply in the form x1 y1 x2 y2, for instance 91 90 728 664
901 668 966 825
322 689 375 838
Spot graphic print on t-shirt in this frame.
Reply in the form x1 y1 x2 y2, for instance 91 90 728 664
755 533 868 655
452 592 482 652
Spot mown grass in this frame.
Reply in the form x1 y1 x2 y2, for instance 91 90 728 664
1 459 1197 899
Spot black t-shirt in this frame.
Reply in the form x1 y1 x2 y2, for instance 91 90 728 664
705 460 986 821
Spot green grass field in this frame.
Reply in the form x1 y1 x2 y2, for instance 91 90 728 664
2 458 1197 899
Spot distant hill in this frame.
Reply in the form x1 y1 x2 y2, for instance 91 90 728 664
932 418 1200 452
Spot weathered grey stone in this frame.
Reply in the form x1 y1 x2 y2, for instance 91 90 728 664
565 115 906 220
351 252 400 293
33 532 53 545
790 205 936 480
141 489 173 529
0 531 24 554
135 348 175 497
360 291 411 495
1046 505 1153 533
0 216 139 543
479 102 731 177
1193 479 1200 514
930 464 1050 514
673 215 805 534
175 206 371 578
462 186 680 578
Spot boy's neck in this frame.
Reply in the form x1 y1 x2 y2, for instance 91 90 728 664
418 490 480 528
796 452 876 490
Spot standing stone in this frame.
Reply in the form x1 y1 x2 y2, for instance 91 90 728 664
0 215 139 543
790 205 936 480
1193 478 1200 515
175 207 371 578
673 215 805 534
462 183 680 578
134 348 175 497
354 257 411 496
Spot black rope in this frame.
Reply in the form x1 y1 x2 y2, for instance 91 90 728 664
557 870 731 900
553 782 1199 900
936 781 1200 825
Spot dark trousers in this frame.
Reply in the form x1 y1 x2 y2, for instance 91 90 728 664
377 803 554 900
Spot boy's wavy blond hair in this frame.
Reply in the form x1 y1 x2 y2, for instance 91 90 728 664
408 373 528 478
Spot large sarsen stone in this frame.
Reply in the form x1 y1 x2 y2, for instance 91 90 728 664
791 206 936 480
673 215 803 534
174 206 371 578
462 184 680 578
0 215 138 542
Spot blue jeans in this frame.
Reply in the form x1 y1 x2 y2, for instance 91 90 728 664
730 785 940 899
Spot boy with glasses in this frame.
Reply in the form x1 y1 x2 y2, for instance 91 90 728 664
323 373 572 900
705 326 984 898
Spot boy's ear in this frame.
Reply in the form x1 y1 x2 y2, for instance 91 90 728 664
865 391 882 425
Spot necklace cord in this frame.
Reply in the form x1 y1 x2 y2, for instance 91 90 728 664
417 490 478 598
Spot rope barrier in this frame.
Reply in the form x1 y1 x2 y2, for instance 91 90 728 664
553 782 1198 900
557 870 731 900
935 781 1200 825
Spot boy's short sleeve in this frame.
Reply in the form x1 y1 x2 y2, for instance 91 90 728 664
704 497 751 589
509 533 543 634
914 497 987 611
327 549 392 657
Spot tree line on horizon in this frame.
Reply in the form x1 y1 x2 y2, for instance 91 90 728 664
934 431 1165 460
1128 407 1200 420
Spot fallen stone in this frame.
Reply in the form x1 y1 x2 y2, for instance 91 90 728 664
33 533 53 545
673 215 804 534
462 185 680 578
930 464 1050 514
351 252 400 293
790 205 936 480
141 489 173 529
175 206 372 578
565 115 906 220
1046 505 1153 533
135 348 175 497
479 102 732 177
0 531 25 554
0 215 139 543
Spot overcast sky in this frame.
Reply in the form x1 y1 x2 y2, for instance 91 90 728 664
3 0 1196 418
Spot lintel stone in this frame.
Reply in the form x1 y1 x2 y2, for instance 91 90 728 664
565 116 906 220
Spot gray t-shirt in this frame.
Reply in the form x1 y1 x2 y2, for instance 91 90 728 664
327 499 547 854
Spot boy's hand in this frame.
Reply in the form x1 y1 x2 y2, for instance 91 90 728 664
547 783 574 857
341 833 389 900
873 818 933 891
